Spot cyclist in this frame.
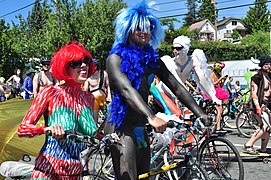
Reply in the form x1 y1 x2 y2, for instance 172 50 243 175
105 1 208 179
243 56 271 154
33 57 57 98
17 41 97 179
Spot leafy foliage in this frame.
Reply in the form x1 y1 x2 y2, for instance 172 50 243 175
197 0 216 24
242 0 271 33
183 0 199 27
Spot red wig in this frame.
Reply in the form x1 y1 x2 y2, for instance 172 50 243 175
50 41 96 82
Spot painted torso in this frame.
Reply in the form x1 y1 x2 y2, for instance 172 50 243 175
18 84 97 178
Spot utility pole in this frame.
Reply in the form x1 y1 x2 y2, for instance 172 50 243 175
269 15 271 55
212 0 217 40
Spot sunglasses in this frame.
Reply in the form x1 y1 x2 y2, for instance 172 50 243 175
69 57 92 69
42 63 50 66
136 24 155 33
172 46 184 51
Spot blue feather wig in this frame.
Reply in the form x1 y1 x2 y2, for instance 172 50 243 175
113 0 165 49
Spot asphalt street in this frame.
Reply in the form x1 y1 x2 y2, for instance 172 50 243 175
224 128 271 180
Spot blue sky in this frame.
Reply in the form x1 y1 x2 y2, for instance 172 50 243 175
0 0 270 28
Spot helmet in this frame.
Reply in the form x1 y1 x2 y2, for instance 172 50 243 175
213 62 225 71
41 57 51 64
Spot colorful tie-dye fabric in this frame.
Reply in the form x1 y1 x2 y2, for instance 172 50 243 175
18 84 97 179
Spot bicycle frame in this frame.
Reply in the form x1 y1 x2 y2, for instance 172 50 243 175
139 119 210 179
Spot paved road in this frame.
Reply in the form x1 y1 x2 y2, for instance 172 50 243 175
224 128 271 180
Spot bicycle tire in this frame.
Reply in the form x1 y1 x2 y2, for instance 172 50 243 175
236 109 259 138
199 136 244 180
151 154 209 180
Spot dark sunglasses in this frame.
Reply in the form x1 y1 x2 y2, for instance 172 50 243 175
172 46 184 51
42 63 50 66
69 57 92 69
136 24 155 33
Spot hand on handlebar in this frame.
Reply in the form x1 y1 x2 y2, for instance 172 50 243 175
44 125 65 139
148 115 167 133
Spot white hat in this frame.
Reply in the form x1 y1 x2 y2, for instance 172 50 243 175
172 36 191 52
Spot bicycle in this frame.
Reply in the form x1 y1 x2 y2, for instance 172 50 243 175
221 89 251 129
139 118 209 180
140 116 244 180
236 103 271 138
0 131 120 180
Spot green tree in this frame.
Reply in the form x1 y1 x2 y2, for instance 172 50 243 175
197 0 216 24
242 0 271 33
231 30 240 40
183 0 199 26
75 0 126 67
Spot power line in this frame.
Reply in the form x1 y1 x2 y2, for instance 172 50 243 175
0 0 40 19
158 0 271 19
156 0 186 6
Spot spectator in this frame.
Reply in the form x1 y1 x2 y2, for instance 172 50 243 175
33 57 57 98
0 77 6 102
84 59 111 123
6 68 22 98
22 68 36 99
17 41 97 179
226 76 234 99
243 56 271 154
234 80 241 96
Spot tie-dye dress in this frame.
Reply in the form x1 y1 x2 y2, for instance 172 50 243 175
17 84 97 179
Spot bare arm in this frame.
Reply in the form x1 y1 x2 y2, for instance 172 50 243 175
32 74 39 98
106 54 167 132
84 79 90 92
251 81 260 109
156 60 206 118
6 75 14 84
104 71 111 102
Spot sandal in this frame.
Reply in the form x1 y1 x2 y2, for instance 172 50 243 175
243 144 259 155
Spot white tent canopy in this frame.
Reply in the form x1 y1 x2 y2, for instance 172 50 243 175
220 60 259 87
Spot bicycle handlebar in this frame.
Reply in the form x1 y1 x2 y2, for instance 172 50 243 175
45 130 123 148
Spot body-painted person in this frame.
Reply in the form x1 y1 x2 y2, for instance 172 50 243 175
105 1 208 179
17 41 97 179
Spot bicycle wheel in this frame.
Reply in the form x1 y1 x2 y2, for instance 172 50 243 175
152 154 209 180
236 109 259 138
199 137 244 180
88 151 114 180
222 104 237 129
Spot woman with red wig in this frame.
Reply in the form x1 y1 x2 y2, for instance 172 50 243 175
17 41 97 179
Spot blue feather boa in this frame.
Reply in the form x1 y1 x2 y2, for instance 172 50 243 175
108 43 160 128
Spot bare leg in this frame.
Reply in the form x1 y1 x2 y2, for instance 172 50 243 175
215 105 222 130
245 129 263 146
